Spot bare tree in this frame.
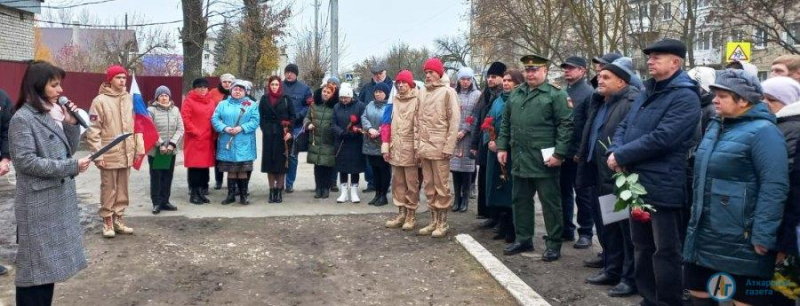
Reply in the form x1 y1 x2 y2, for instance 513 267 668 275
181 0 208 92
708 0 800 54
293 26 330 90
239 0 291 85
433 33 471 72
566 0 629 61
352 43 430 87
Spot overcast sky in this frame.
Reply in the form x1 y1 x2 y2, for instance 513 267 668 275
40 0 470 72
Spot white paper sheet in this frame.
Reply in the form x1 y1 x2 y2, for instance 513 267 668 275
599 194 630 225
541 147 555 164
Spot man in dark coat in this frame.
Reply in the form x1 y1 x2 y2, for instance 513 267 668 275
0 89 12 276
577 57 639 298
470 61 506 224
607 39 700 306
358 63 394 193
559 56 595 248
282 64 313 193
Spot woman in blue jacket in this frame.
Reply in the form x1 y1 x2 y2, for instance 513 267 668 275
684 69 789 306
212 80 260 205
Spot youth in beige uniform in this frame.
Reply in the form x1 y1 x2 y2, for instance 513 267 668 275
416 58 460 238
383 70 421 230
86 65 144 238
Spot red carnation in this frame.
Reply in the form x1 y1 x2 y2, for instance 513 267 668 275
465 116 475 125
350 114 358 123
640 211 651 222
242 101 252 107
480 116 494 131
281 120 291 127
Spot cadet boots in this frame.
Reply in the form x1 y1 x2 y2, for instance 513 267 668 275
402 209 417 231
221 179 237 205
418 210 439 236
239 179 250 205
349 183 360 203
268 188 276 203
102 216 115 238
386 207 407 228
432 210 449 238
336 183 350 203
113 215 134 235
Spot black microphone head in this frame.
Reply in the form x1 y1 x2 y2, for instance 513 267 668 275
57 96 69 105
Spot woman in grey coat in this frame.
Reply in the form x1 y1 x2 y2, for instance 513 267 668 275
450 67 480 212
361 82 391 206
147 85 184 214
9 61 92 305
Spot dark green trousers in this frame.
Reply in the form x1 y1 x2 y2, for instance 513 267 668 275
511 175 563 250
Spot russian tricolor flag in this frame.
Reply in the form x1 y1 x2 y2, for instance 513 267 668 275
131 75 159 170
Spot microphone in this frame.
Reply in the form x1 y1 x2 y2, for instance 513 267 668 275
58 96 89 129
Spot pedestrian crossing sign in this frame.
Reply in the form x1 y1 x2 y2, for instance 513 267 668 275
725 42 751 63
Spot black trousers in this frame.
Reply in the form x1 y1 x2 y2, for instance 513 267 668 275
560 159 594 238
314 165 334 189
367 155 391 194
590 190 635 286
476 144 490 217
215 161 224 184
187 167 210 189
149 155 176 205
339 172 360 184
630 206 683 306
17 283 54 306
452 171 472 206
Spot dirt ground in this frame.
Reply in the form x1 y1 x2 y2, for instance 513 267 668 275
4 214 516 306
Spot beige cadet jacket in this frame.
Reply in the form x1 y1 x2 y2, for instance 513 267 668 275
86 84 144 169
382 87 420 167
415 75 460 160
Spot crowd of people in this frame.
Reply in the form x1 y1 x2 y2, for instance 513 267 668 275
2 38 800 305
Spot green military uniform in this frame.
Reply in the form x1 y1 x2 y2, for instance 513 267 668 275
496 54 574 251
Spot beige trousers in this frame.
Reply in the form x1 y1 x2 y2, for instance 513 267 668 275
391 166 420 211
98 168 130 218
420 159 452 210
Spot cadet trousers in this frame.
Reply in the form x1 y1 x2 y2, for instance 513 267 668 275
98 168 130 218
511 175 563 250
420 158 452 210
392 165 420 211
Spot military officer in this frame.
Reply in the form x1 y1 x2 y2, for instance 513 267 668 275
496 54 573 261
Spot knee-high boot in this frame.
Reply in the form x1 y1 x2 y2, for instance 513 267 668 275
239 179 250 205
222 179 237 205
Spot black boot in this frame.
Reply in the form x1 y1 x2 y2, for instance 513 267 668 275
190 188 204 205
375 192 389 206
452 193 462 212
214 181 222 190
459 186 470 212
322 188 330 198
239 179 250 205
151 203 162 214
221 179 237 205
369 192 381 205
275 188 283 203
161 202 178 211
268 188 276 203
199 187 210 203
314 188 322 199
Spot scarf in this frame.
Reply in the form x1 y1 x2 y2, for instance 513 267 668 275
269 86 282 106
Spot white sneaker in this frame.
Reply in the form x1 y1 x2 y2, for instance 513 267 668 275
349 183 360 203
336 183 350 203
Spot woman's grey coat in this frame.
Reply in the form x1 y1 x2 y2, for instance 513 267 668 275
450 84 480 172
10 103 87 287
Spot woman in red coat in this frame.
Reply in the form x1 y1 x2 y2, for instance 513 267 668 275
181 78 217 204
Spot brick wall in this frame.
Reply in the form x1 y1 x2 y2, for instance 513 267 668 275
0 6 34 61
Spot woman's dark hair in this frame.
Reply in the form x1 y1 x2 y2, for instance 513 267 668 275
15 61 66 112
504 69 525 86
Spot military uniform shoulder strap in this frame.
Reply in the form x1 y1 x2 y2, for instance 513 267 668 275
548 82 562 90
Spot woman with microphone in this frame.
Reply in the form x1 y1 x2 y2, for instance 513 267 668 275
9 61 92 306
